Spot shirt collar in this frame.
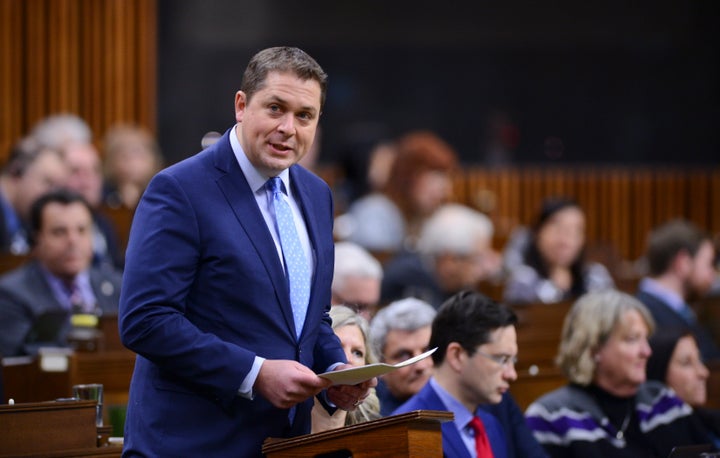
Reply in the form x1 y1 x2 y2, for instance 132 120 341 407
229 124 291 195
429 377 475 431
40 266 92 310
638 277 686 312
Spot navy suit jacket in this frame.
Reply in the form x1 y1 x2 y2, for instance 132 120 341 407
481 392 549 458
392 381 508 458
636 289 720 361
0 260 122 357
119 129 346 457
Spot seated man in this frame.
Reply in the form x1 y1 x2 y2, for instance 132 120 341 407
636 219 720 361
381 204 500 309
332 241 383 321
0 137 68 255
0 189 122 357
394 290 547 458
369 297 436 416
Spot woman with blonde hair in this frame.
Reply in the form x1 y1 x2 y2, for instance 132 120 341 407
525 290 711 457
311 305 382 432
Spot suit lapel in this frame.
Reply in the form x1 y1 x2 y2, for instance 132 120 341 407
421 384 472 458
211 134 297 337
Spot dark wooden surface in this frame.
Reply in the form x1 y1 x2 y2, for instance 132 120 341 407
263 410 453 458
0 400 122 457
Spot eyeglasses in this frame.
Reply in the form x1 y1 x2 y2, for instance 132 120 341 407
343 302 377 316
474 349 518 368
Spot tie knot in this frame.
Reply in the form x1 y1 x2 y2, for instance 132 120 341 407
469 416 485 434
267 176 285 195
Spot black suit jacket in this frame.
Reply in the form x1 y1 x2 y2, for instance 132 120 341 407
636 289 720 361
0 260 122 357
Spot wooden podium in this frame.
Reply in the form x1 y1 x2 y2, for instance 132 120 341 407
262 410 453 458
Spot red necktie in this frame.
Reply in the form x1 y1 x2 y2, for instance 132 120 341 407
469 415 494 458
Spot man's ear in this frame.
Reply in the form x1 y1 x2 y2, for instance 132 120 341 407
445 342 466 373
672 249 692 277
234 91 247 123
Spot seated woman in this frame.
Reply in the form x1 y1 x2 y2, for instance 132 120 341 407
525 290 712 457
647 327 720 448
101 124 163 210
503 197 614 304
311 305 381 432
337 130 458 252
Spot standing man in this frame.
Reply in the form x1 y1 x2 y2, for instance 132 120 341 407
393 290 547 458
119 47 373 457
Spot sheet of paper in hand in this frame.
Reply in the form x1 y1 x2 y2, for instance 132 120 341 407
318 347 437 385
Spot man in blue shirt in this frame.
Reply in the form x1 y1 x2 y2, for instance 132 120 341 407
393 290 547 458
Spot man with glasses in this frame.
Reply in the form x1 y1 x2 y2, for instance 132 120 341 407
331 241 383 321
393 290 547 458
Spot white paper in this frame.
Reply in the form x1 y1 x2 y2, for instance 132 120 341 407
318 347 437 385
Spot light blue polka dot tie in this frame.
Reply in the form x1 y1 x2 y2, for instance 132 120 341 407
268 177 311 339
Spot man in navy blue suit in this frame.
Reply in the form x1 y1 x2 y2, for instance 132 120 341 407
636 219 720 362
119 47 374 457
393 290 547 458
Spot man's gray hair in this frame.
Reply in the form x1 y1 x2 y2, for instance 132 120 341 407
417 204 493 256
31 113 92 149
332 242 383 294
557 289 655 385
369 297 436 361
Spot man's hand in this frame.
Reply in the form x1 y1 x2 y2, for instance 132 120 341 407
326 363 378 411
255 359 332 409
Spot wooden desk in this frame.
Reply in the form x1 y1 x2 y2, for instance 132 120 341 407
3 349 136 420
511 301 569 373
512 367 566 411
0 400 122 457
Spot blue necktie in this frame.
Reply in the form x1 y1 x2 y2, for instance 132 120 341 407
267 177 311 339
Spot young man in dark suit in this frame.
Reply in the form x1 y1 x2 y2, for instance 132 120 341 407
636 219 720 361
393 290 547 458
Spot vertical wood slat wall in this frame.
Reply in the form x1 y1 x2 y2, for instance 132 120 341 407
454 166 720 262
0 0 156 162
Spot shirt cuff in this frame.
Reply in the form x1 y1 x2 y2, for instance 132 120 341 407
238 356 265 399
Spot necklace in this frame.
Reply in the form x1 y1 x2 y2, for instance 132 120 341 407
615 405 632 440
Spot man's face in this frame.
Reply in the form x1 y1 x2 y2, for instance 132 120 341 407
64 143 103 207
332 276 381 321
458 326 518 406
435 238 491 293
381 326 433 401
685 241 716 300
235 71 321 177
14 151 68 219
34 201 94 281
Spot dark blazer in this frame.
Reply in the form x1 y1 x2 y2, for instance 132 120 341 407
636 290 720 361
0 260 122 357
0 201 10 252
118 129 346 457
392 381 509 458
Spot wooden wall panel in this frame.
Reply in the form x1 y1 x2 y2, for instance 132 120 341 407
455 166 719 264
0 0 24 154
0 0 156 161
